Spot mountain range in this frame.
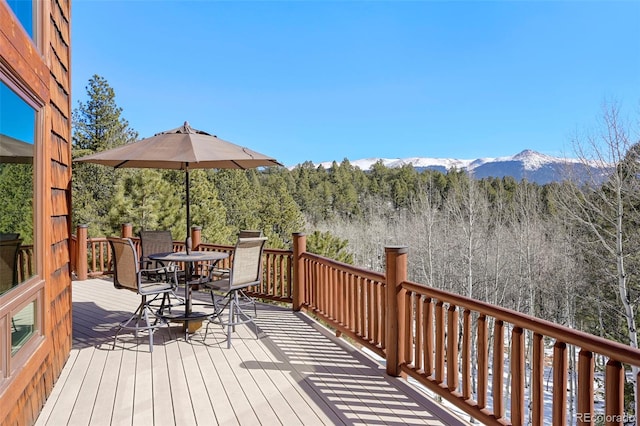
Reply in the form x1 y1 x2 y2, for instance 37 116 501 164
312 150 610 185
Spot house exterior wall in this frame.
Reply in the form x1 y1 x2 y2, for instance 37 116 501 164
0 0 73 424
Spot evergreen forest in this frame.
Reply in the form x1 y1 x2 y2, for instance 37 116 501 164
64 76 639 394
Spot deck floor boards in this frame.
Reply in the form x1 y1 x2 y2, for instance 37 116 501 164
35 279 468 426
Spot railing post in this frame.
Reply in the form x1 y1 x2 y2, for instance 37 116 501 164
191 226 202 249
121 223 132 238
385 245 408 377
292 233 306 312
76 224 88 281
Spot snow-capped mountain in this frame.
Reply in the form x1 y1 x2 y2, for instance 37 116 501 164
310 150 609 185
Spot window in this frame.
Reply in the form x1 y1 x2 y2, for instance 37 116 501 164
5 0 35 40
11 300 36 355
0 75 42 386
0 81 36 297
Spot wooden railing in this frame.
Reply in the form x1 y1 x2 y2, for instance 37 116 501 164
293 237 640 426
299 251 386 358
72 224 293 303
71 227 640 425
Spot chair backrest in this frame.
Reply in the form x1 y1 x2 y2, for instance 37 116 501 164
139 230 174 258
229 237 267 290
238 230 262 238
0 238 22 293
108 237 140 292
0 233 20 241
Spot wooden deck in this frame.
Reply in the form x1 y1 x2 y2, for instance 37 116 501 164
35 279 467 425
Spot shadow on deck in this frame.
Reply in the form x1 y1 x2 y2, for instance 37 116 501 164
36 279 468 425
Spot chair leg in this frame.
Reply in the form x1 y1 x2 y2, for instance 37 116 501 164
113 300 145 350
205 289 256 348
113 295 170 353
142 301 154 352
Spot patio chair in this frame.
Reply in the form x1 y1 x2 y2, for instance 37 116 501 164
207 230 264 280
238 230 263 238
0 238 22 294
203 236 267 348
139 230 176 275
139 229 184 307
108 237 178 352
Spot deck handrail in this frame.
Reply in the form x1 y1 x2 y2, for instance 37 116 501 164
72 224 293 302
70 226 640 426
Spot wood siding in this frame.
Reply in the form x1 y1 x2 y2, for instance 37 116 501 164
0 0 72 424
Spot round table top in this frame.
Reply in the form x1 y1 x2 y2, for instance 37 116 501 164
148 251 228 262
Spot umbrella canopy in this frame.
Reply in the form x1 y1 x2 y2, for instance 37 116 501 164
0 133 34 164
75 122 282 240
75 122 281 170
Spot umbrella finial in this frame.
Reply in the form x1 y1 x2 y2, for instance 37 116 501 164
181 121 195 134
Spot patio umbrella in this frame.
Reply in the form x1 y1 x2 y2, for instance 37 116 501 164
75 122 282 243
0 133 34 164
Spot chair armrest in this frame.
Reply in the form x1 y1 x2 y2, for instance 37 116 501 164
141 265 178 286
209 267 230 277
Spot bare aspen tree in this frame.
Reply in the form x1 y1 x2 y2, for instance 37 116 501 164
444 173 489 299
556 102 639 413
408 177 443 286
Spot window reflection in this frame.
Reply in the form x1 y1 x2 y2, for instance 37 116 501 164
0 82 36 295
11 300 36 355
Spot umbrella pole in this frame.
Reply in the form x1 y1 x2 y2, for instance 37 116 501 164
185 164 191 253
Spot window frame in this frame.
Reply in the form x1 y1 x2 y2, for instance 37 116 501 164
0 57 45 393
4 0 40 45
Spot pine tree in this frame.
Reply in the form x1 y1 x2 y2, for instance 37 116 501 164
189 169 230 243
72 75 138 236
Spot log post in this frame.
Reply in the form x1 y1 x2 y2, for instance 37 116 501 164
191 226 202 250
121 223 132 238
76 225 88 281
292 233 306 312
385 245 408 376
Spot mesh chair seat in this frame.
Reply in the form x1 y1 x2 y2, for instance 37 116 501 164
109 237 178 352
204 236 267 348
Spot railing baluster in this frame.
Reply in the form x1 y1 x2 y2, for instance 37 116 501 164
447 304 459 392
552 342 567 425
358 280 369 336
532 332 544 425
462 309 471 400
435 301 445 384
477 314 488 409
368 279 375 342
329 265 336 320
337 271 342 325
373 279 380 345
493 320 504 419
349 273 356 333
636 370 639 426
577 350 594 426
415 295 423 372
424 297 433 377
403 290 412 366
511 327 525 426
380 280 386 349
605 359 623 425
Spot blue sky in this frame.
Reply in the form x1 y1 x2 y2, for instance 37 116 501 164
72 1 640 167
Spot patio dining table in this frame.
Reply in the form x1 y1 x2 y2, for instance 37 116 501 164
148 250 228 337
